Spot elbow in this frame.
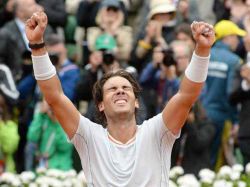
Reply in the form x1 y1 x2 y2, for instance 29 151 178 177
45 92 63 107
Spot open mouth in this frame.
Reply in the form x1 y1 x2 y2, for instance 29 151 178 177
114 99 127 104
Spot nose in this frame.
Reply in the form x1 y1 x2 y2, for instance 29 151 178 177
116 87 125 95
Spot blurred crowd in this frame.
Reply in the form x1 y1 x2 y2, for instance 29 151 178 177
0 0 250 178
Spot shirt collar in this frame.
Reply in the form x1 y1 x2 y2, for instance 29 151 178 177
15 18 25 32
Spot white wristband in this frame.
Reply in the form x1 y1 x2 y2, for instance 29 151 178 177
32 53 57 80
185 52 210 83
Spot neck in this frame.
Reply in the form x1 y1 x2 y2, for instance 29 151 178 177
107 116 137 144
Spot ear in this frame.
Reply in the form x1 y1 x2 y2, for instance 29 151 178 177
135 99 139 109
98 102 104 112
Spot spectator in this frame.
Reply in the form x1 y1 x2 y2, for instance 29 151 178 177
201 20 246 168
15 33 80 172
75 0 130 66
87 0 133 64
0 63 20 173
0 0 52 80
176 0 200 24
139 43 180 117
170 40 192 77
213 0 231 22
0 0 15 27
174 22 196 51
36 0 67 33
25 99 73 171
229 31 250 167
197 0 216 24
15 51 38 173
0 29 20 80
45 34 80 102
132 0 177 73
171 101 215 176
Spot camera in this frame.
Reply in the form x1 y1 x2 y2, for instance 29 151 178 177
162 49 176 67
102 50 115 65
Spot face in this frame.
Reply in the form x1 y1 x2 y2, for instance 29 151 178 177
105 6 120 23
153 46 164 65
17 0 43 20
224 35 239 51
172 44 190 74
98 76 139 120
176 32 195 50
89 51 103 67
152 12 174 25
47 43 67 66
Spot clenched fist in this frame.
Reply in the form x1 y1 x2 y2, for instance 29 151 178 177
191 21 215 49
25 11 48 44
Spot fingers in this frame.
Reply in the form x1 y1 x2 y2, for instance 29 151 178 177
191 21 214 37
26 18 36 30
33 11 48 30
26 11 47 30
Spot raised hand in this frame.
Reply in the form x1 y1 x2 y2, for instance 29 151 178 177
191 21 215 49
25 11 48 44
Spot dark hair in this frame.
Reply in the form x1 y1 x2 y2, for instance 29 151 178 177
92 69 141 127
174 23 195 42
45 34 64 46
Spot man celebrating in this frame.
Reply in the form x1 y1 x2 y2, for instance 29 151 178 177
25 11 215 186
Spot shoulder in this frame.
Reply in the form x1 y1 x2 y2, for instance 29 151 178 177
77 115 105 135
140 113 165 128
61 62 80 73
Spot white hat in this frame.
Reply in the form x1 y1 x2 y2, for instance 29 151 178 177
148 0 176 20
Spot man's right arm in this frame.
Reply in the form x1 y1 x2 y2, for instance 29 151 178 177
26 12 80 139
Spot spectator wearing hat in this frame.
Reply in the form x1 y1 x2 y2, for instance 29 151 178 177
201 20 246 169
88 0 132 63
132 0 177 73
131 0 178 120
0 63 20 173
75 0 132 67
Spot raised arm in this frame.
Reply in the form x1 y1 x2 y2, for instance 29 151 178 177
162 21 215 135
25 12 79 139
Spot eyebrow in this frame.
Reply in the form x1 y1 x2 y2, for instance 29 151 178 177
105 84 133 90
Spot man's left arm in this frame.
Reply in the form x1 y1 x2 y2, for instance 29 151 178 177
162 21 215 135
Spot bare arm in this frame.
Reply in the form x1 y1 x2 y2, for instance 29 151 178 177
25 12 79 139
162 21 215 135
